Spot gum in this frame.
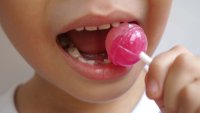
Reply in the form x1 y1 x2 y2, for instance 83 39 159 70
106 23 148 67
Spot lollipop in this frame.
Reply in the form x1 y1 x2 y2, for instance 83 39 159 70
106 23 152 68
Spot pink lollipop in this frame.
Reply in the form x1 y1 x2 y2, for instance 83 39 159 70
106 23 152 68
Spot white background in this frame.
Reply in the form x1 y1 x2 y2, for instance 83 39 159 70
0 0 200 94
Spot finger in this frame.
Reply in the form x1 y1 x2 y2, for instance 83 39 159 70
146 45 191 99
196 107 200 113
178 80 200 113
163 54 200 112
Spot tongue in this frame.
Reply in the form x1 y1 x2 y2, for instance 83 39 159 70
106 23 148 67
67 30 109 54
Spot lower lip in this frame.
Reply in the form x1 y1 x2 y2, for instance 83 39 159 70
57 46 132 81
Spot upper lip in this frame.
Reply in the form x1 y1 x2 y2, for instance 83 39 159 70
59 10 139 34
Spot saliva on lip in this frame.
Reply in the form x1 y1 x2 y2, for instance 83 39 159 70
105 23 148 67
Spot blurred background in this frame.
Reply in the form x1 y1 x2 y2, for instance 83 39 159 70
0 0 200 94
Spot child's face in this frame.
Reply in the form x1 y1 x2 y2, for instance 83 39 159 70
0 0 171 102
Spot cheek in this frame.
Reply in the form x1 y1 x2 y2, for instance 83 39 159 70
144 0 172 55
0 0 57 72
0 1 77 92
0 1 86 101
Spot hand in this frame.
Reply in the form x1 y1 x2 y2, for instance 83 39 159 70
145 45 200 113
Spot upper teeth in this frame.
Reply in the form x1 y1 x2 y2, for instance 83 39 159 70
98 24 111 30
85 26 98 31
75 27 84 31
112 22 120 27
75 22 120 31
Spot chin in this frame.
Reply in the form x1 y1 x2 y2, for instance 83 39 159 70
57 64 144 104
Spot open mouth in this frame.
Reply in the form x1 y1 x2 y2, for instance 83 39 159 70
56 21 137 80
57 22 120 65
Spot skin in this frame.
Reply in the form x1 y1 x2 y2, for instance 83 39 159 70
146 46 200 113
2 0 199 113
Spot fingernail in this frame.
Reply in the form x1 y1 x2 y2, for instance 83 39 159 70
147 78 159 98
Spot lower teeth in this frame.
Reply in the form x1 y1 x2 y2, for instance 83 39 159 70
61 40 110 65
68 47 80 58
103 59 111 64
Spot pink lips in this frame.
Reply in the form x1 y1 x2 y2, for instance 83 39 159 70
59 23 147 80
106 23 148 67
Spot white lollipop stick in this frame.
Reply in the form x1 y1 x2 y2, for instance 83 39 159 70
139 51 153 71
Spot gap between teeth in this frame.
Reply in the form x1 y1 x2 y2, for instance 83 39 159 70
75 22 120 31
67 47 110 65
